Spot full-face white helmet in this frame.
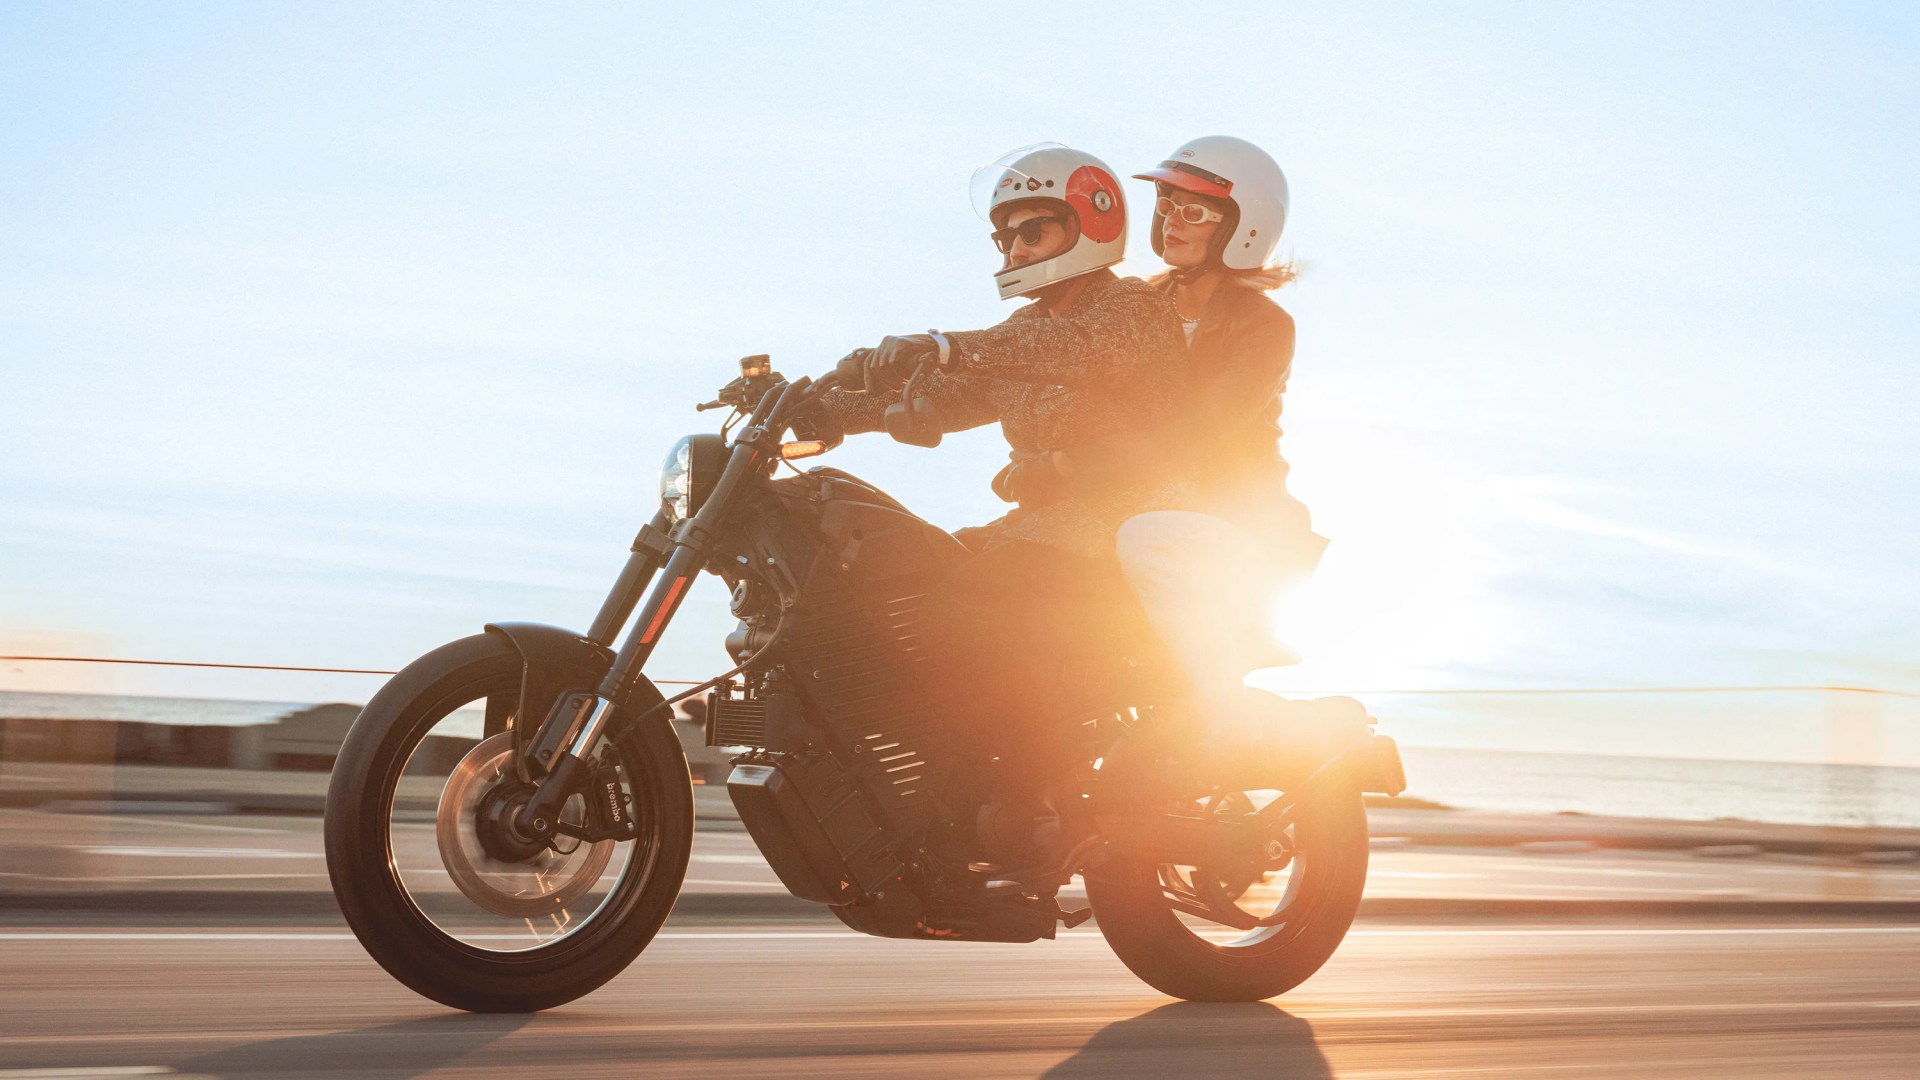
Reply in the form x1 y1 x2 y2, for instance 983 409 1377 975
1134 135 1289 271
970 142 1128 300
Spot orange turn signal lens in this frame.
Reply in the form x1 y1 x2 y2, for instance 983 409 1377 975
780 440 828 461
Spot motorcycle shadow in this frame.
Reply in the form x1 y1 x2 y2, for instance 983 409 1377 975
1043 1001 1331 1079
174 1013 530 1080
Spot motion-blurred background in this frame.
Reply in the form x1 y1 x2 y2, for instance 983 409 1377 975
5 1 1916 820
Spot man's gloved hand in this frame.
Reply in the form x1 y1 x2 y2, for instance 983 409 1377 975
833 347 873 389
862 334 945 393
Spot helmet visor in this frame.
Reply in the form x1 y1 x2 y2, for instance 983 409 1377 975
969 141 1071 222
1133 160 1235 199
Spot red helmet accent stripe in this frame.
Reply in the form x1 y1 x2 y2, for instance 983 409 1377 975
1064 165 1124 244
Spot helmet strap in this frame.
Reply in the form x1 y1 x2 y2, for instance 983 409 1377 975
1168 264 1210 287
1036 270 1099 315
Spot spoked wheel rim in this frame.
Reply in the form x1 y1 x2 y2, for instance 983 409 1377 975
1157 787 1315 949
384 679 659 954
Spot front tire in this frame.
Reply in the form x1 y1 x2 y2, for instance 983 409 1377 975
1086 787 1369 1002
324 633 693 1012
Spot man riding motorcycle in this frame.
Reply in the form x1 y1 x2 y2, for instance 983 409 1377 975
819 142 1186 561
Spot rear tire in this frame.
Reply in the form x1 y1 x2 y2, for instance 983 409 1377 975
325 633 693 1012
1085 788 1368 1002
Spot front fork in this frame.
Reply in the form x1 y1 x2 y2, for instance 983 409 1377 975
507 516 696 843
511 430 773 844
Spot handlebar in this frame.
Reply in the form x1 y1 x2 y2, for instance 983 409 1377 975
695 353 936 449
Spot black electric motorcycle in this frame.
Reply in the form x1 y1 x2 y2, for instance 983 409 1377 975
324 355 1407 1013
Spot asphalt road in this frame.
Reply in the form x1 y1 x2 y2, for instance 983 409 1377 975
1 914 1916 1078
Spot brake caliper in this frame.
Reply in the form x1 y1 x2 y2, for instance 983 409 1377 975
589 761 636 841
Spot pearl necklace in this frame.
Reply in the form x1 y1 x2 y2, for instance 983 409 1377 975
1172 283 1202 321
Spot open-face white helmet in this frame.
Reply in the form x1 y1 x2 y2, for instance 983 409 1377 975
1134 135 1288 271
970 142 1128 300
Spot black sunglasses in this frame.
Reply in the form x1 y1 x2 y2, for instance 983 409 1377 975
990 215 1064 254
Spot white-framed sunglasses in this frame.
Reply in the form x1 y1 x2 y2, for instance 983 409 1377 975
1156 196 1225 225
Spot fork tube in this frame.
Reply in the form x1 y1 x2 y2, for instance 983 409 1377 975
594 439 766 706
516 421 778 841
593 542 704 708
585 510 672 647
515 533 710 840
517 460 748 840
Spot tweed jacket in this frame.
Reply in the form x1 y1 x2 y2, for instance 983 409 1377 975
999 278 1326 583
820 271 1189 559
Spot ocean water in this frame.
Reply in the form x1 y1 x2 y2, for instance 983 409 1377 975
1398 745 1920 830
0 690 486 740
4 691 1917 829
0 690 311 728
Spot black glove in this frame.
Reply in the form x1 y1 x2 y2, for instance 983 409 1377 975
833 347 874 389
863 334 943 393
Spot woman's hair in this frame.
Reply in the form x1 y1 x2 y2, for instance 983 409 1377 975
1226 262 1298 291
1146 262 1298 292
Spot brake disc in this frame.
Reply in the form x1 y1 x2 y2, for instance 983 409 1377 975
434 732 615 918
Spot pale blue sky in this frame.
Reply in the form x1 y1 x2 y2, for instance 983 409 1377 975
3 3 1916 759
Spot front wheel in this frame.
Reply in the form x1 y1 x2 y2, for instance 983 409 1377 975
1085 786 1369 1002
324 633 693 1012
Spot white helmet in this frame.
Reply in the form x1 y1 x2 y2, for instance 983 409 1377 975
1134 135 1289 271
970 142 1128 300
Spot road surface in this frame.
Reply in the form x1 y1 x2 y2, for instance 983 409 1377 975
1 913 1916 1078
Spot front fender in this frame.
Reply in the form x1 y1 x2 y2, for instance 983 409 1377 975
482 622 678 775
481 622 619 761
484 622 612 677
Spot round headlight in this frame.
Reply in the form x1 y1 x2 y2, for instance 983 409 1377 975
660 438 694 520
659 434 727 521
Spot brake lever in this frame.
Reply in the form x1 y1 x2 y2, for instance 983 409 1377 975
695 400 728 412
900 356 939 400
883 359 943 448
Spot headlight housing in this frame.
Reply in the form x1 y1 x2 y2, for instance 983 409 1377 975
659 434 726 521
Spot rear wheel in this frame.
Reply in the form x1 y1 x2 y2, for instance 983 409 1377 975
324 633 693 1012
1085 785 1368 1002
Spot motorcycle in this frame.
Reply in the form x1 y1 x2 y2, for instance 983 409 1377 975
324 354 1408 1013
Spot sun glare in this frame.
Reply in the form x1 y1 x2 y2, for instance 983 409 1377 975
1253 422 1499 696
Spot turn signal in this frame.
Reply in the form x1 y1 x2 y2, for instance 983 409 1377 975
780 440 828 461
